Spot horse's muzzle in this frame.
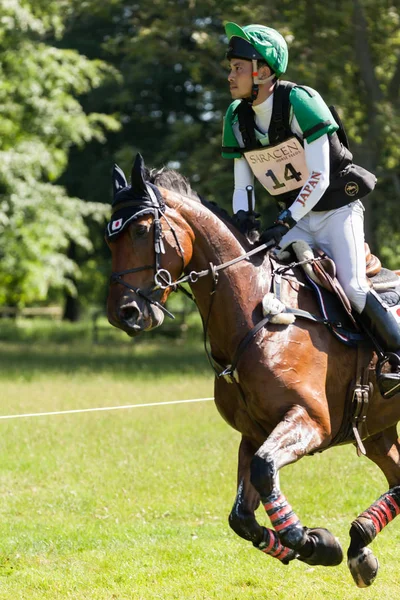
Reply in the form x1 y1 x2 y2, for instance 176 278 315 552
111 296 165 336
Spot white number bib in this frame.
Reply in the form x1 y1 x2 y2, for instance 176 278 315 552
244 137 309 196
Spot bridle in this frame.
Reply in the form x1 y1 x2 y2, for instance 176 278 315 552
108 188 187 320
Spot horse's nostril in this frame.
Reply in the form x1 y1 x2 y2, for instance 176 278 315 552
119 304 140 323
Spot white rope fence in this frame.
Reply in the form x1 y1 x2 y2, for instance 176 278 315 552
0 397 215 421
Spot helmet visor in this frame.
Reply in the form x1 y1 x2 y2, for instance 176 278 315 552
226 36 264 62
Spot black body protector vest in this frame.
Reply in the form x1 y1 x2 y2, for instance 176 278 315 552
234 80 376 211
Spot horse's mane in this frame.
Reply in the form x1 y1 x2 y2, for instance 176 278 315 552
145 166 235 225
145 167 200 202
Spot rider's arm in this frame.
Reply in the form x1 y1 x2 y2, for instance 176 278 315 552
288 131 330 222
284 86 336 223
233 157 255 213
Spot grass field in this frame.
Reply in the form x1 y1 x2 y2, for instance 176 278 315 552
0 323 399 599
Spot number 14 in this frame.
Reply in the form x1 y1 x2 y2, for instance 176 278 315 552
265 163 302 190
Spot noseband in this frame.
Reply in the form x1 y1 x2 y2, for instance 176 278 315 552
108 185 185 320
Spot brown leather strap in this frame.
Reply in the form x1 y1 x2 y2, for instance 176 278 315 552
351 343 372 456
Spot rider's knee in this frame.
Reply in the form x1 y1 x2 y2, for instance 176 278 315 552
341 280 368 313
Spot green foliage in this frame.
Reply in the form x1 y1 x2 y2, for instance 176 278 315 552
61 0 400 258
0 0 119 306
0 182 109 304
1 0 400 308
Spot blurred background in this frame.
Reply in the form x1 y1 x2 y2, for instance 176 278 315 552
0 0 399 339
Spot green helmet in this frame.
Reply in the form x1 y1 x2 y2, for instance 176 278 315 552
225 22 288 78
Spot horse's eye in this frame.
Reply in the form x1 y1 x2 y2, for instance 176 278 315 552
134 224 148 238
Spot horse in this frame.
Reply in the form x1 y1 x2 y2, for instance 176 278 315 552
106 154 400 588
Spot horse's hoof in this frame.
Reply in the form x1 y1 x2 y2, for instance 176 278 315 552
297 527 343 567
348 547 379 588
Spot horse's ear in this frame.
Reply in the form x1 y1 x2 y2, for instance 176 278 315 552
131 153 148 195
112 164 128 198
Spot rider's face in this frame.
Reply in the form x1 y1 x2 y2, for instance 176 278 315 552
227 59 253 99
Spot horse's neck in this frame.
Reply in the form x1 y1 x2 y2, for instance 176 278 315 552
183 202 245 266
171 195 270 358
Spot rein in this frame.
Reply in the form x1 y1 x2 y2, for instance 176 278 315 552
108 192 276 381
154 240 273 290
109 190 323 378
109 188 274 320
108 184 327 380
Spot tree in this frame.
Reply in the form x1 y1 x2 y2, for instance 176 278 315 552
58 0 400 305
266 0 400 260
0 0 120 306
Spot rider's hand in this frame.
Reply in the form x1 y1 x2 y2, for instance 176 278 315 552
259 223 289 246
259 209 297 247
232 210 261 240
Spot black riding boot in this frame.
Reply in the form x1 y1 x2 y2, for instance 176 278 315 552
360 292 400 399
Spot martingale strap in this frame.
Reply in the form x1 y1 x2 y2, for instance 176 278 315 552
219 314 272 380
218 259 337 381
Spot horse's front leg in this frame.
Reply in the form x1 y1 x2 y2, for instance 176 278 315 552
250 404 343 567
229 436 296 564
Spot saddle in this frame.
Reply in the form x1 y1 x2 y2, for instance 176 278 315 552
274 240 400 341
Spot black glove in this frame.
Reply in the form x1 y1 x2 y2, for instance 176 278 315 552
232 210 261 240
259 223 289 246
259 209 297 247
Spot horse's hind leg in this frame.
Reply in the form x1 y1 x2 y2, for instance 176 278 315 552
229 436 296 564
348 425 400 588
250 405 343 567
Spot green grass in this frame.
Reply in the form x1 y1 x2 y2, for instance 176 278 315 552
0 327 399 598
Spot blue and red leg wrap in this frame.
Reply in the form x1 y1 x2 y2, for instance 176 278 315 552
255 527 295 563
352 486 400 545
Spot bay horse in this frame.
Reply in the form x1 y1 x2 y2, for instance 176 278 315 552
106 154 400 588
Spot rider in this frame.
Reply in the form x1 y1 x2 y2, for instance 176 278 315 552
222 21 400 399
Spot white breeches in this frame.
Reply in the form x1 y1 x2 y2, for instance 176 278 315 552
280 200 370 313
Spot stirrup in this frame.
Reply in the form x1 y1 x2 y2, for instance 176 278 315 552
377 373 400 399
376 354 400 399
